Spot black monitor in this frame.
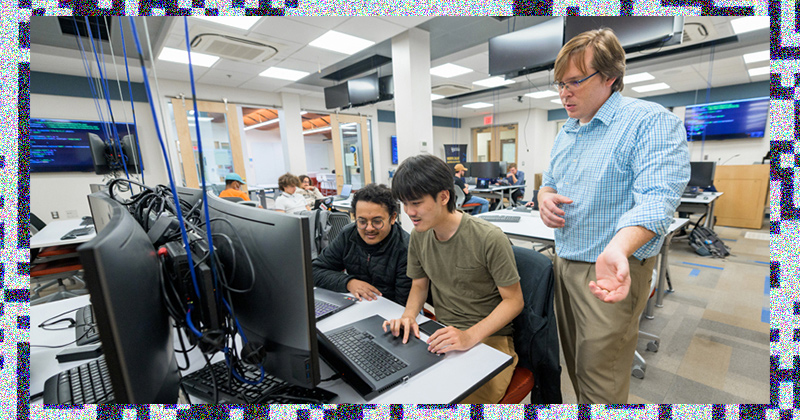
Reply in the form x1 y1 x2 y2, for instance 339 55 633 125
88 132 112 175
348 72 380 106
489 17 564 78
78 193 180 403
324 83 350 109
120 134 143 174
467 161 503 179
88 132 144 175
379 75 394 102
87 190 119 233
205 193 320 388
689 161 716 189
564 17 684 53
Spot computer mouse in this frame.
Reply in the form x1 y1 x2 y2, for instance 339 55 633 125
703 196 709 200
61 234 76 240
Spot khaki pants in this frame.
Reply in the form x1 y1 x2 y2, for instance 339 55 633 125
553 254 656 404
460 335 518 404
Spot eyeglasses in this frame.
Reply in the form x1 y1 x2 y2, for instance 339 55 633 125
356 218 385 230
551 71 600 91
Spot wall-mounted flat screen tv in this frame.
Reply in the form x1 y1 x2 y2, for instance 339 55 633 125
30 118 137 173
684 97 769 141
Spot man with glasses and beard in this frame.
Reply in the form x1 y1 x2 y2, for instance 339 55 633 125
312 183 412 305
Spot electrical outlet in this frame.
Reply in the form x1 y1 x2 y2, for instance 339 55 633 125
51 211 59 219
704 154 708 160
66 210 78 219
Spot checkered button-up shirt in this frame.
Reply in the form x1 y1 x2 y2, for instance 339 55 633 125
542 92 690 262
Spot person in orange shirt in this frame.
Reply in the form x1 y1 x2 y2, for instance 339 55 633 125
218 173 251 201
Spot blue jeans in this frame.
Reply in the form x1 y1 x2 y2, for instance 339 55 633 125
465 196 490 214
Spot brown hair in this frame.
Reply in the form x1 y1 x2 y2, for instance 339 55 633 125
507 163 517 170
278 173 300 191
554 28 626 93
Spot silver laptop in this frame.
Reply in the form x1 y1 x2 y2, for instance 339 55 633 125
334 184 353 201
314 288 357 320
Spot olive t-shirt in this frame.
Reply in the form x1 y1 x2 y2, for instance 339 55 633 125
407 211 520 336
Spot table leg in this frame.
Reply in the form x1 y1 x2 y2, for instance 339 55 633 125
705 201 716 229
655 231 675 308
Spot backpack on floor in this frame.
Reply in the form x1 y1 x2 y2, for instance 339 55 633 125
688 215 730 258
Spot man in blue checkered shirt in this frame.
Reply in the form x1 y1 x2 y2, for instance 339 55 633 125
534 29 690 403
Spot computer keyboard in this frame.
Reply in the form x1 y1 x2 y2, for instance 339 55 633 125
327 327 408 381
75 304 100 346
315 300 339 319
479 215 521 223
181 360 337 404
43 355 114 404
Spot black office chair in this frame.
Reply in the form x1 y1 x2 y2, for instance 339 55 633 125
327 212 353 242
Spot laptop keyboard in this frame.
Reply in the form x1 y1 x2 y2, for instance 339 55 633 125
315 299 339 318
327 327 408 381
480 215 521 223
43 356 114 404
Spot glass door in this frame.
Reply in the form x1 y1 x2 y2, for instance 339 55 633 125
471 124 518 164
331 114 371 193
171 98 247 192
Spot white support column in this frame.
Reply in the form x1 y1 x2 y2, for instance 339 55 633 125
279 92 307 175
391 28 434 163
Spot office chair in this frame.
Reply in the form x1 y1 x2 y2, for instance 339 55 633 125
327 212 352 242
453 186 481 214
631 269 661 379
31 257 87 305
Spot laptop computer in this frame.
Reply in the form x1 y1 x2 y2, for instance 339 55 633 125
334 184 353 201
314 287 357 320
313 197 334 211
317 314 445 400
476 178 491 189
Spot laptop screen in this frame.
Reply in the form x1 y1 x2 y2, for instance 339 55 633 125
341 184 352 198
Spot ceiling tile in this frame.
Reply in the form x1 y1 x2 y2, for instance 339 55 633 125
285 17 350 30
249 17 329 45
377 16 435 28
290 45 353 69
197 68 254 87
332 17 408 44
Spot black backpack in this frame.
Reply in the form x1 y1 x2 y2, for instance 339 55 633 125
688 215 730 258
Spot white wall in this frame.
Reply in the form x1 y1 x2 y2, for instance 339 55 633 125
31 93 169 223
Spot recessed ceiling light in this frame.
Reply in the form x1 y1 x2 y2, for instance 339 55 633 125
308 31 375 55
192 17 260 30
623 72 655 84
525 90 559 99
730 16 769 34
259 67 310 81
304 126 332 135
463 102 492 109
431 93 445 101
632 82 671 93
430 63 473 78
244 118 279 131
743 50 769 64
550 99 562 104
473 77 515 88
158 47 219 67
748 66 770 76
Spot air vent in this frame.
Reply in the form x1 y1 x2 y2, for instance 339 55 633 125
58 17 112 42
432 83 472 97
681 18 717 45
191 34 278 63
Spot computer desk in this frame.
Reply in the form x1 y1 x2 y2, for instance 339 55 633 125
30 295 512 404
332 198 353 213
468 184 519 209
31 218 96 249
677 191 723 230
479 209 689 319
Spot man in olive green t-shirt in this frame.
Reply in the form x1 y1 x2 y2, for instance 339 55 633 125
384 154 523 404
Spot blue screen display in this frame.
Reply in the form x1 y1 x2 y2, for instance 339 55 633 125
684 97 769 141
391 135 398 165
31 118 137 173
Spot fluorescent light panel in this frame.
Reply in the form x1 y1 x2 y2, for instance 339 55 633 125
623 72 655 84
259 67 310 81
743 50 769 64
193 17 260 30
550 99 562 104
748 66 769 76
525 90 559 99
463 102 492 109
473 77 514 88
158 47 219 67
431 93 445 101
430 63 473 78
631 82 670 93
244 118 279 131
304 126 332 135
308 31 375 55
730 16 769 34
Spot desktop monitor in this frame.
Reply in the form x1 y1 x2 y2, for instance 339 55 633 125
89 183 107 193
88 132 112 175
78 193 180 403
120 134 143 174
87 190 120 233
467 161 503 180
205 193 320 388
689 161 716 189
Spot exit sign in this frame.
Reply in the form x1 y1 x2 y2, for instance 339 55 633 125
484 115 493 125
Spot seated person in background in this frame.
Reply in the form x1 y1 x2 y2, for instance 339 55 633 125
385 154 523 404
275 173 310 214
454 163 489 214
505 163 526 204
312 184 412 305
218 173 252 201
298 174 324 207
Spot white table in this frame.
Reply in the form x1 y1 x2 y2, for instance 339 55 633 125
30 295 511 404
248 184 280 208
468 185 520 209
30 219 96 249
332 199 353 213
479 209 689 318
677 192 723 230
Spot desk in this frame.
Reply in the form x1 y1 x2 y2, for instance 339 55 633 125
31 219 96 249
332 199 353 213
468 185 520 209
479 209 688 319
30 295 511 404
677 192 723 230
248 184 279 208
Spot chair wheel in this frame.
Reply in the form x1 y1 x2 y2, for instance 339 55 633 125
632 365 645 379
647 341 659 352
